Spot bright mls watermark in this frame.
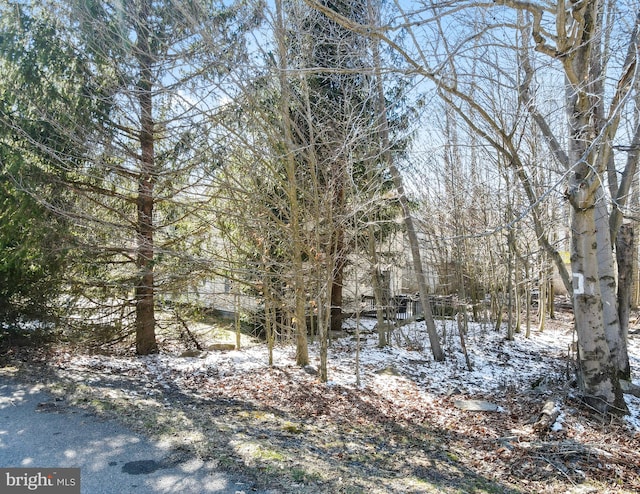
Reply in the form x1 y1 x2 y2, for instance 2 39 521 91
0 468 80 493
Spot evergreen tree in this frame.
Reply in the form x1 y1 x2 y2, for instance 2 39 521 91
287 0 399 334
0 0 105 322
1 0 255 354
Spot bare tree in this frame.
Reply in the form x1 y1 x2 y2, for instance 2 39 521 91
306 0 446 361
304 0 640 412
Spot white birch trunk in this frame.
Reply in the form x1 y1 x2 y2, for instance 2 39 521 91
594 196 629 380
569 182 627 413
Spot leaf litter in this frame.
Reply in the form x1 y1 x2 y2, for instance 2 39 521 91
6 310 640 493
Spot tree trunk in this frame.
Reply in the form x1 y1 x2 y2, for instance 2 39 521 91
330 273 343 333
390 174 443 359
330 191 345 334
369 5 443 360
594 197 627 380
276 0 308 366
368 225 388 347
569 185 626 413
493 288 504 332
319 279 331 383
266 301 275 367
234 288 241 350
616 223 634 380
134 0 157 355
537 269 546 332
561 0 628 413
547 278 555 319
506 227 515 340
525 282 531 338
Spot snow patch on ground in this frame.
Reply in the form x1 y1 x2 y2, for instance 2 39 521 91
64 317 640 432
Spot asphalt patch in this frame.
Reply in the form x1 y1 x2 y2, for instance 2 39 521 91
121 460 162 475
